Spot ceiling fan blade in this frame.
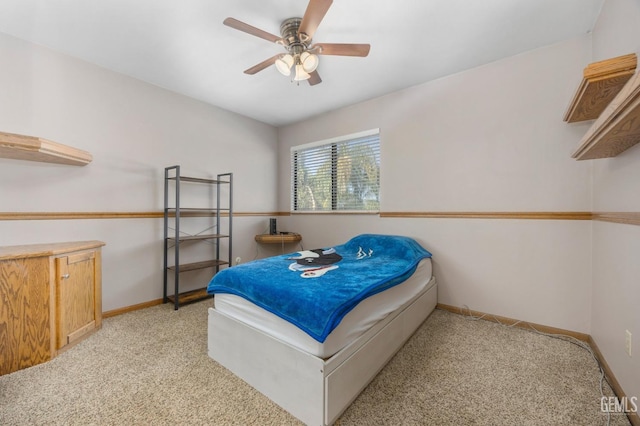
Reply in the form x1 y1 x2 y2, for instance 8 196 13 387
313 43 370 57
244 55 280 75
308 70 322 86
224 17 282 44
298 0 333 40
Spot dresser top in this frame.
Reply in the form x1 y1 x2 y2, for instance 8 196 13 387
0 241 105 260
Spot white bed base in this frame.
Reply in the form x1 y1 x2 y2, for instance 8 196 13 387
207 276 437 426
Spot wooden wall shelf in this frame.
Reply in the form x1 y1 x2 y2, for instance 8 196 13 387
572 68 640 160
255 233 302 244
0 131 92 166
564 53 637 123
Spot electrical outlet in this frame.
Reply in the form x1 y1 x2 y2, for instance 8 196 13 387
625 330 632 357
235 256 242 265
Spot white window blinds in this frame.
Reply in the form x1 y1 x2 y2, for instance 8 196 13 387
291 129 380 212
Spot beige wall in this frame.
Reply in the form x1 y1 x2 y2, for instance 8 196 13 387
278 36 595 334
0 32 279 311
590 0 640 403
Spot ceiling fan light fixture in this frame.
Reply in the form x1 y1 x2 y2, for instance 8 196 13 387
225 1 370 86
293 64 311 81
275 54 294 76
300 51 319 73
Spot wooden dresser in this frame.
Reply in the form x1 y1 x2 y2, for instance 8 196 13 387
0 240 105 375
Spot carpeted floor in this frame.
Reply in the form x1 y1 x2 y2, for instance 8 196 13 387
0 299 631 425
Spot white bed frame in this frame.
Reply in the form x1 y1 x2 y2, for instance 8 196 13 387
207 276 437 426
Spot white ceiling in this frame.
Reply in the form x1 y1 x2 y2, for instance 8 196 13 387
0 0 604 127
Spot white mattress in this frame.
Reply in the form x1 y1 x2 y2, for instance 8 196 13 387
214 258 433 358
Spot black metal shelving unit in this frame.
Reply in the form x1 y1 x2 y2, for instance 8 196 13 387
163 165 233 309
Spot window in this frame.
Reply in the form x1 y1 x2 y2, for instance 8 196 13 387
291 129 380 212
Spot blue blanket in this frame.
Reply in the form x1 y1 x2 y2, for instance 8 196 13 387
207 234 432 342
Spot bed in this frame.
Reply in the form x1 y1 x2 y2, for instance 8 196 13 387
207 234 437 425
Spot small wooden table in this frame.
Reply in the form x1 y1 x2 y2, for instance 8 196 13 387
255 233 302 244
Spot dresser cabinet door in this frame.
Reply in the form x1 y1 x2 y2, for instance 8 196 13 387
56 251 97 349
0 257 53 375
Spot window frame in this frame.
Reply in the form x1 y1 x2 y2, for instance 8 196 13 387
290 129 380 213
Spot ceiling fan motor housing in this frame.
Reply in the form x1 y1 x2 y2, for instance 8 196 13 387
280 17 310 54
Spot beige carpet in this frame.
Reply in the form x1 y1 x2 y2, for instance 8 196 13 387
0 299 631 426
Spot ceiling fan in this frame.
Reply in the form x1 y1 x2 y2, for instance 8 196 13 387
224 0 370 85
